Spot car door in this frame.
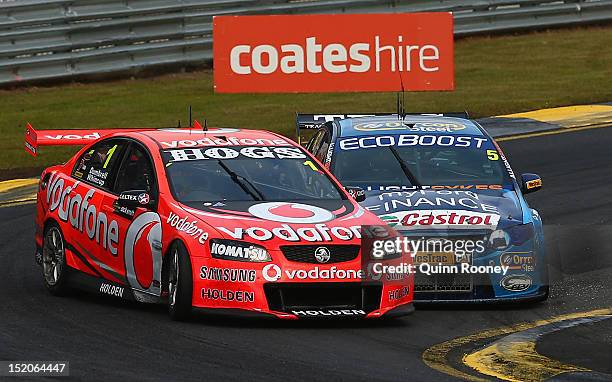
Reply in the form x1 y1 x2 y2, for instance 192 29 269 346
105 140 163 298
71 138 128 284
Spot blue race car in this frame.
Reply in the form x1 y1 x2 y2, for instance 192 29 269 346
298 113 548 303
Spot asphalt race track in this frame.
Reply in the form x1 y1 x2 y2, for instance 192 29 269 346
1 126 611 382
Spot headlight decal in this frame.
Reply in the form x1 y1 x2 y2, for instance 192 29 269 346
488 223 534 250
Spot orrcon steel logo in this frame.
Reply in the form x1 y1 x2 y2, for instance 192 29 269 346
213 13 454 93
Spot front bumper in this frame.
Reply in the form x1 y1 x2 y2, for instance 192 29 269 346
191 257 413 319
403 230 548 304
194 302 415 319
415 285 549 304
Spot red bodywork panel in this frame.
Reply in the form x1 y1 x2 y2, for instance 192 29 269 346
32 127 414 319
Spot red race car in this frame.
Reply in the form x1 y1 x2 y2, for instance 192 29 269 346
25 123 414 320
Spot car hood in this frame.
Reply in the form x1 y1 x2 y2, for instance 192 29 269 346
176 199 376 245
360 187 524 231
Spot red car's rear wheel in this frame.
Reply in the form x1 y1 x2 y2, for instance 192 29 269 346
42 222 70 295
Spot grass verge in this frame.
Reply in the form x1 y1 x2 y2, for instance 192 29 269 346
1 25 611 177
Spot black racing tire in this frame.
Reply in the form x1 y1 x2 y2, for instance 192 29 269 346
41 222 70 296
167 241 193 321
534 260 550 303
536 284 550 302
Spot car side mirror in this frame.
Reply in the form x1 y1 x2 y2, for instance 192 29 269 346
117 190 154 209
521 173 542 194
345 186 366 202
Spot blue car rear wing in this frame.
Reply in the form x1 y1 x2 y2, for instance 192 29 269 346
295 112 470 145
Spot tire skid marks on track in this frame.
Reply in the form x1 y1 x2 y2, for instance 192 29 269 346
464 314 612 382
422 308 612 382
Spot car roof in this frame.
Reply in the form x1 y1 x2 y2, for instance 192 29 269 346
336 115 485 137
131 128 292 147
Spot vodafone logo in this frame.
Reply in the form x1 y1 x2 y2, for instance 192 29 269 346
248 202 334 224
262 264 364 282
125 212 163 295
46 132 101 141
262 264 282 282
159 128 241 134
45 173 119 256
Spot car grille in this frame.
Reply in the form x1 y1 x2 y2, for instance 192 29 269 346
414 273 473 292
415 273 495 300
400 233 485 294
264 282 382 313
279 245 359 264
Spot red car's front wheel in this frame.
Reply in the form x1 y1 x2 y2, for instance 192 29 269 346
167 241 193 321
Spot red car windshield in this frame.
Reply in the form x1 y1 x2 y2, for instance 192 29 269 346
161 146 344 202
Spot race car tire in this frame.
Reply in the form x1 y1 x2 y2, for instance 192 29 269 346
535 285 550 302
42 222 70 296
528 261 550 303
167 241 193 321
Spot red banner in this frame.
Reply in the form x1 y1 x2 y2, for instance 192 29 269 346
213 13 454 93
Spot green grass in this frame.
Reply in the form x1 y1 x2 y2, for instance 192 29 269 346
1 25 611 175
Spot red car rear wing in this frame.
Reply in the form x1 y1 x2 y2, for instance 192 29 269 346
24 121 204 157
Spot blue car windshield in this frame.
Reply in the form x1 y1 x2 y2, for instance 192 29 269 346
332 134 514 188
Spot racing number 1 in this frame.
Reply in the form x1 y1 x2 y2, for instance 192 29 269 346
103 145 118 169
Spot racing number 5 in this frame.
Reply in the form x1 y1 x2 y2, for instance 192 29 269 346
487 149 499 161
